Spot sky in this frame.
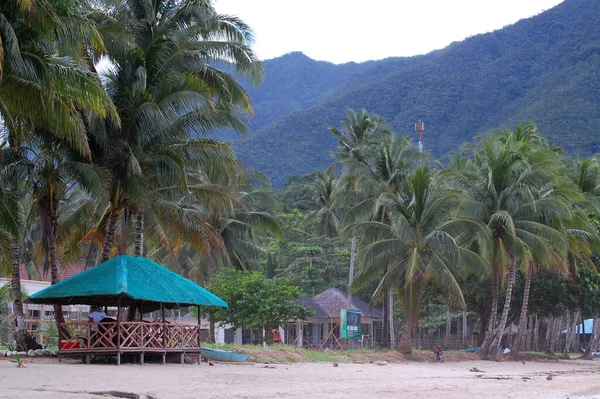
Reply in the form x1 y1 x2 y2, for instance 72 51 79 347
214 0 564 64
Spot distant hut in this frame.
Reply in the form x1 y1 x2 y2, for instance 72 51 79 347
285 288 382 349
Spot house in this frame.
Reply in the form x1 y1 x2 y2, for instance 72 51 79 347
0 263 89 343
284 288 383 349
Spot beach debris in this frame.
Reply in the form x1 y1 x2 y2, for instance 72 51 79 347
522 361 526 364
546 375 553 380
208 362 215 366
90 391 156 399
375 360 388 366
256 364 276 369
469 367 486 373
332 362 338 367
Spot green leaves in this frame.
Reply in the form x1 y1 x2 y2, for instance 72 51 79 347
205 269 312 330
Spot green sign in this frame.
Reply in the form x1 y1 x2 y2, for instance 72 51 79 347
340 309 362 341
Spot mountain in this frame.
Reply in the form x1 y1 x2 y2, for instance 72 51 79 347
229 0 600 187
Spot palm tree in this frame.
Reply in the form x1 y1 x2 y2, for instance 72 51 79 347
330 109 392 317
444 126 571 359
0 144 26 347
295 164 340 239
351 165 489 352
90 0 263 262
1 0 118 345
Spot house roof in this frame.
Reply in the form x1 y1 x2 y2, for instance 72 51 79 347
311 288 383 319
14 263 85 283
28 255 227 309
297 296 330 319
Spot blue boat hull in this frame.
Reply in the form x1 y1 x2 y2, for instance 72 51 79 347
201 347 249 362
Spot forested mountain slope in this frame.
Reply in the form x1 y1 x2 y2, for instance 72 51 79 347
231 0 600 187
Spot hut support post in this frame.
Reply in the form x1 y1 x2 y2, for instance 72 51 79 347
116 299 121 366
161 303 166 364
55 304 63 362
198 306 202 365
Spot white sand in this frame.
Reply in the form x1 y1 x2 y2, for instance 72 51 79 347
1 358 600 399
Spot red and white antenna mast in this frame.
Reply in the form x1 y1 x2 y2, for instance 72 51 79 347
415 120 425 153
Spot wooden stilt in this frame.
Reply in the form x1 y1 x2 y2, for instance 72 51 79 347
140 353 144 365
85 355 91 364
116 298 121 366
198 306 202 366
180 352 184 364
162 353 166 365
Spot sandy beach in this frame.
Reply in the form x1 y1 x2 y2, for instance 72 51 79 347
1 357 600 399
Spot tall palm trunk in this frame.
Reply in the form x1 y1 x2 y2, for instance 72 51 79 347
346 231 356 307
398 286 413 352
398 319 412 353
511 262 533 356
382 289 389 348
462 311 468 348
489 257 516 359
9 236 26 349
46 202 67 335
134 212 144 257
100 210 121 263
533 315 540 351
126 212 144 322
444 308 452 347
480 266 500 358
388 292 396 349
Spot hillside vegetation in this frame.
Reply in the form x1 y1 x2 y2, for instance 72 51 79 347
227 0 600 187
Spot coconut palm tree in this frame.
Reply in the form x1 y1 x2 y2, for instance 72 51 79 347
444 126 572 359
351 165 489 352
90 0 263 262
294 164 340 239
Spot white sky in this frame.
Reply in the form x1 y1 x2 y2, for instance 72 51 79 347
214 0 564 64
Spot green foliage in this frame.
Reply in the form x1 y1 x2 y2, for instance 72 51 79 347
205 269 312 330
9 351 25 368
569 267 600 319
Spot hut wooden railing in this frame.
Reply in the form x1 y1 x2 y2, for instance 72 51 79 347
58 321 201 365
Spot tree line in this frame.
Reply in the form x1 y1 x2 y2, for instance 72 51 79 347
271 109 600 357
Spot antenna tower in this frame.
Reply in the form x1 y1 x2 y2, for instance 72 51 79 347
415 120 425 153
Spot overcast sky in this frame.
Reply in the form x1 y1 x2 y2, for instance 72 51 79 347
214 0 564 64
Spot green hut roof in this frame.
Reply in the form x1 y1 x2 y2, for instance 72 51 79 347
28 255 227 308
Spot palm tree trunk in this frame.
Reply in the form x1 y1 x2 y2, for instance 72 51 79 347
533 315 540 351
444 308 452 347
47 209 67 336
134 213 144 257
462 311 468 348
389 292 396 349
525 316 533 351
8 236 26 349
398 319 412 353
100 210 121 263
480 266 500 358
569 311 581 353
511 261 533 356
545 317 553 352
489 257 516 359
346 232 356 307
382 290 389 348
588 319 600 355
